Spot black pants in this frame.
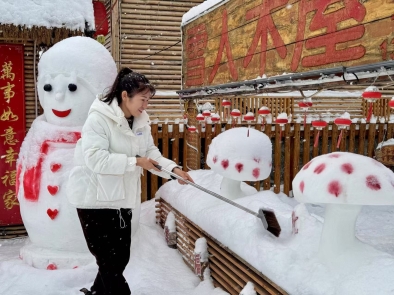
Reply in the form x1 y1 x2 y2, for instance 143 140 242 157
77 208 133 295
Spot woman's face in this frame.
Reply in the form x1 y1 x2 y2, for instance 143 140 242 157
121 89 151 118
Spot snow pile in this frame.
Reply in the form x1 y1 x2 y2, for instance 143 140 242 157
0 0 94 30
165 211 176 233
194 238 208 263
157 169 394 294
240 282 256 295
377 138 394 149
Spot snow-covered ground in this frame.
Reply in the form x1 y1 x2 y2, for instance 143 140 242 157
0 200 226 295
2 169 394 295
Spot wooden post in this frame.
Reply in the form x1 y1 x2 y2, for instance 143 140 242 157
172 123 180 166
348 124 356 153
283 123 291 196
274 124 281 194
110 0 120 70
367 123 376 157
358 123 367 155
292 123 301 177
321 125 329 155
205 123 212 169
186 100 200 170
263 123 272 190
162 123 169 184
302 124 311 165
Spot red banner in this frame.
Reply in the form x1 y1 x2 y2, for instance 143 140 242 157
0 44 25 225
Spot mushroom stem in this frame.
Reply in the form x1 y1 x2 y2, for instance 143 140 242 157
319 204 362 264
220 177 245 200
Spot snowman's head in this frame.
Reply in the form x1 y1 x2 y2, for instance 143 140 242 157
37 36 117 126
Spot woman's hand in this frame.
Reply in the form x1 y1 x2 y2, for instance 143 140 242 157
172 168 194 185
136 157 161 172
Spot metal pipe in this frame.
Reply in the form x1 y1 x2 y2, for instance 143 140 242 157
177 60 394 96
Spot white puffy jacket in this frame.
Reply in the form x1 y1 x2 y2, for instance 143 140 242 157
67 97 178 209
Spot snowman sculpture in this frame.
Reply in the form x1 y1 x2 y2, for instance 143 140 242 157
16 37 117 269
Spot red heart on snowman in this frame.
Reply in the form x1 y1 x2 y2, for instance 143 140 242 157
47 185 59 196
47 209 59 220
50 163 62 172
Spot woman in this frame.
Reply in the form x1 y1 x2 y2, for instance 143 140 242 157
67 68 194 295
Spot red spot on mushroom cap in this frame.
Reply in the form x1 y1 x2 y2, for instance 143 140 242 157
300 181 305 193
329 153 341 158
252 168 260 179
366 175 381 190
328 181 342 197
314 163 326 174
235 163 243 173
341 163 353 174
221 159 229 169
213 156 218 163
303 160 313 170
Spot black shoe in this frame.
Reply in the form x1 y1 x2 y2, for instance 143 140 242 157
80 288 92 295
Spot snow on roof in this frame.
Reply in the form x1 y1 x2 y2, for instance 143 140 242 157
182 0 228 26
0 0 95 31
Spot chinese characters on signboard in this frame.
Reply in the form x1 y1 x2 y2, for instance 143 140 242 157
183 0 394 87
0 44 25 225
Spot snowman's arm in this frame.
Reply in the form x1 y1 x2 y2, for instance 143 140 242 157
145 126 179 179
81 114 128 175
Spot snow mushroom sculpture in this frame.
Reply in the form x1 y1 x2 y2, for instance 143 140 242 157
16 37 117 269
292 152 394 265
206 127 272 200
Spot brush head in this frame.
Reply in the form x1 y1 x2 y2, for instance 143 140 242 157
258 208 281 237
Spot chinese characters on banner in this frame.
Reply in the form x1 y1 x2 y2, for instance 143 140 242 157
0 44 25 225
183 0 394 87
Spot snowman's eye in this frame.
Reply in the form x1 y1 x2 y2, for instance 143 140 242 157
68 84 77 92
43 84 52 92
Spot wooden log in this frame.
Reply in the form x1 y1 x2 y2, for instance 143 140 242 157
348 124 356 153
292 123 301 177
283 123 291 196
358 123 367 155
273 124 281 194
302 124 311 165
331 124 339 153
162 123 169 185
367 123 376 157
263 123 272 190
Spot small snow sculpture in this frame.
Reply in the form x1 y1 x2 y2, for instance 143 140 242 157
243 112 255 137
164 212 177 248
298 100 313 126
194 237 208 277
276 113 288 138
258 106 270 129
230 109 241 128
292 152 394 266
312 120 327 148
207 127 272 200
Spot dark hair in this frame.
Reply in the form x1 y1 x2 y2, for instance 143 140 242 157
102 67 156 105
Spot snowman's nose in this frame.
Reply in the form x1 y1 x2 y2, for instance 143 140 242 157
55 92 64 101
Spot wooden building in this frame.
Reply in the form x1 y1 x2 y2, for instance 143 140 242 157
103 0 206 122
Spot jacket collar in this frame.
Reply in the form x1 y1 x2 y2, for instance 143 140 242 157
89 96 150 130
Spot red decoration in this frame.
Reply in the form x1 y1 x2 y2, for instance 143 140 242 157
188 126 197 132
47 185 59 196
196 114 205 122
276 118 288 139
298 101 313 126
202 110 211 117
0 44 25 226
334 117 352 148
47 209 59 220
221 100 231 107
243 112 255 137
230 109 241 128
389 98 394 109
47 263 57 270
362 86 381 122
50 163 62 172
93 1 109 37
312 120 328 147
258 106 270 130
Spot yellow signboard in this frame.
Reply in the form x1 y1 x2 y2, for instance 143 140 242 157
182 0 394 88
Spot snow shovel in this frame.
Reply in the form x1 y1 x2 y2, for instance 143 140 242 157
143 157 281 237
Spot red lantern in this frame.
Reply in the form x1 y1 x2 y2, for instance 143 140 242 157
312 120 328 147
243 112 255 137
276 114 288 139
362 86 381 122
298 100 313 126
93 1 109 38
230 109 241 128
334 116 352 149
389 98 394 109
258 106 270 129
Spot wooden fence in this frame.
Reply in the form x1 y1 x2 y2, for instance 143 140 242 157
142 121 394 201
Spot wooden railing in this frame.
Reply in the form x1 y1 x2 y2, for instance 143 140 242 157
142 122 393 201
